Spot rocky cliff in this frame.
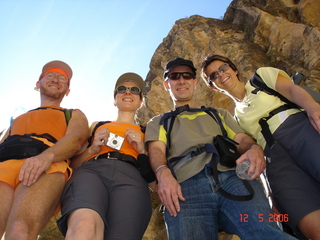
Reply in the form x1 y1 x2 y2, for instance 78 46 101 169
137 0 320 125
40 0 320 239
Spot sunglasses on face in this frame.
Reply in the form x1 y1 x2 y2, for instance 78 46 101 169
116 85 141 94
167 72 195 80
208 63 230 83
45 72 67 83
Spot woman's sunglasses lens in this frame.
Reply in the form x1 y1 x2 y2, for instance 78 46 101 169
117 86 141 94
209 71 218 81
209 63 230 81
221 63 229 71
117 86 126 93
131 87 141 94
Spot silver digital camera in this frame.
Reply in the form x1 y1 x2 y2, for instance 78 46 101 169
106 133 124 150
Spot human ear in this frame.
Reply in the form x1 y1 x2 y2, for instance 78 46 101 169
193 79 198 88
163 80 170 91
35 81 40 90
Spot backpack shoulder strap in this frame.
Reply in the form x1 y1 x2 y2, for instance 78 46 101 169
64 109 73 125
250 72 303 148
250 72 300 109
160 105 230 148
200 107 228 137
250 71 275 95
159 105 190 125
159 105 190 149
139 125 146 133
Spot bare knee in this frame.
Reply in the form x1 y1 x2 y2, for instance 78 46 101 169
0 182 14 237
297 209 320 240
66 209 104 240
5 219 39 240
66 221 97 240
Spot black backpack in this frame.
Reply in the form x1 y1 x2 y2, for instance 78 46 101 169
249 71 319 148
159 105 254 201
0 107 73 162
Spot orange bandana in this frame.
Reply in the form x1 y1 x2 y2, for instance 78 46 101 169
42 68 69 80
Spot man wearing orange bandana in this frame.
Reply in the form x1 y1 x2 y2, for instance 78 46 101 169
0 60 89 240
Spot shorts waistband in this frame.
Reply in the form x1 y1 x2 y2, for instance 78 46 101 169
89 151 138 168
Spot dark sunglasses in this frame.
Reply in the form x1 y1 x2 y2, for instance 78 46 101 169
167 72 195 80
208 63 230 83
116 85 141 94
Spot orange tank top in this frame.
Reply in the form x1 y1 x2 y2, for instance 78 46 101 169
87 122 144 161
10 106 68 141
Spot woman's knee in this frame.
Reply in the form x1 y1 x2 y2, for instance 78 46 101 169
67 209 104 238
297 209 320 240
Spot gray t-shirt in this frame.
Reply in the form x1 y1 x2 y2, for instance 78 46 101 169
145 108 244 183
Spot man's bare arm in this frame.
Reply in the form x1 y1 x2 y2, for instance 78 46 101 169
148 140 185 216
233 132 265 180
19 110 89 186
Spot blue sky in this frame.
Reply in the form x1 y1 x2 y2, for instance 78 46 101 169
0 0 231 131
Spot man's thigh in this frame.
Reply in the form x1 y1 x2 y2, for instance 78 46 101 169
164 167 219 240
0 181 14 233
8 172 65 225
218 174 294 239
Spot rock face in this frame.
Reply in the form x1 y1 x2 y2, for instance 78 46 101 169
40 0 320 239
137 0 320 125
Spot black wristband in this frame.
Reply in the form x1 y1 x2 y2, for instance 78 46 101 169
138 154 156 183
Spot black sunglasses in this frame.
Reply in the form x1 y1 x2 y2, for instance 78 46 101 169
116 85 141 94
167 72 195 80
208 63 230 83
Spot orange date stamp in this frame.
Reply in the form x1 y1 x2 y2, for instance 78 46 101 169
239 214 289 222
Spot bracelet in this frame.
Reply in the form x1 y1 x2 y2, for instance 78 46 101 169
155 164 168 173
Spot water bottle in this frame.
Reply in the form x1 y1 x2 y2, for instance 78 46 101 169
236 160 254 180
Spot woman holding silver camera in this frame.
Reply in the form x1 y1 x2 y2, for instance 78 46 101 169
57 72 156 240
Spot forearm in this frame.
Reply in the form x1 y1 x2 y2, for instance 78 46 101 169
40 131 88 164
276 75 318 111
234 133 266 177
150 149 167 170
148 141 169 178
70 144 95 168
40 111 89 164
290 86 319 112
233 132 259 154
147 141 184 216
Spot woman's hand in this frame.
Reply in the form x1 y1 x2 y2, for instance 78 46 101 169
90 127 110 154
124 129 146 154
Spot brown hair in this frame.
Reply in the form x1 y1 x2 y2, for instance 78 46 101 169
201 54 238 87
